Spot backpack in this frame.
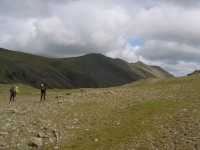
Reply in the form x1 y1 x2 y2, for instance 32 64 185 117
10 88 15 94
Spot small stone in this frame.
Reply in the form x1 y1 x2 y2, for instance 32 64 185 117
30 137 43 146
183 109 187 112
54 145 59 149
49 137 55 143
12 132 18 137
0 132 9 136
6 119 11 122
38 132 44 138
10 109 18 113
53 129 59 142
56 95 62 98
5 122 11 128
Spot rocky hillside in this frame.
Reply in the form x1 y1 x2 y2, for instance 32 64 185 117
0 75 199 149
0 47 173 88
133 61 173 79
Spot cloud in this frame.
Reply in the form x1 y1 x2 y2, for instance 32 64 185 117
0 0 75 18
161 0 200 7
26 1 128 57
1 0 200 76
136 40 200 62
139 0 200 8
134 6 200 44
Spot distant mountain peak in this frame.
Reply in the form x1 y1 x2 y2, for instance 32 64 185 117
135 61 145 64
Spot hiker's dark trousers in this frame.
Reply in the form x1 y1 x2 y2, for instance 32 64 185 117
41 90 46 101
10 93 15 101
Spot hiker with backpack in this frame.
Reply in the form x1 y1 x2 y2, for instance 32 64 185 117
10 86 16 101
40 79 47 101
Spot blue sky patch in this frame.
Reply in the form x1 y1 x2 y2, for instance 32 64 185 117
130 39 144 47
124 36 144 47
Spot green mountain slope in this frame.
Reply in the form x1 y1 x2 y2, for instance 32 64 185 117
0 47 173 88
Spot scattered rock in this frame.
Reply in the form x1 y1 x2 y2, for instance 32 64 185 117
56 95 62 98
10 109 18 113
54 145 59 149
38 132 44 138
53 129 59 142
30 137 43 147
49 137 55 143
0 132 9 136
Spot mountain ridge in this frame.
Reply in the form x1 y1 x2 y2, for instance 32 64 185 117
0 47 173 88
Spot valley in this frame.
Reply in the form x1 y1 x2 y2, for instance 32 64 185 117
0 75 199 149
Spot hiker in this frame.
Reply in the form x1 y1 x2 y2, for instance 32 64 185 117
40 79 47 101
10 87 15 101
15 86 20 100
16 86 20 94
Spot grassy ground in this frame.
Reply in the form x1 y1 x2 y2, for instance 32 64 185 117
0 75 199 149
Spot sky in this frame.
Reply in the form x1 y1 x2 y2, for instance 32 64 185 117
0 0 200 76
